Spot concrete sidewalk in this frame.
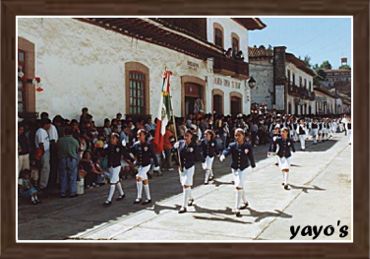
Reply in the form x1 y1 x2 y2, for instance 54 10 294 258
69 135 352 241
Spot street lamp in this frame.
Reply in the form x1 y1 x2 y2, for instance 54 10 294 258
248 76 256 89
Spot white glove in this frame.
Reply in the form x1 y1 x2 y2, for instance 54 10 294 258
201 163 207 170
153 166 160 171
219 154 225 162
173 141 180 149
121 139 127 147
103 143 108 149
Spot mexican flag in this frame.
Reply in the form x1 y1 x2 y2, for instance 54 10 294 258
153 70 172 152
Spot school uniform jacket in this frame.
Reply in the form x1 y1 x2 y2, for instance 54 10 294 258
131 141 159 167
177 140 198 170
222 141 256 170
104 144 131 168
275 138 296 158
200 139 218 162
297 124 306 135
269 134 281 152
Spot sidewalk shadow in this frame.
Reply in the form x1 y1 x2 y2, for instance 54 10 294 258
193 204 235 215
246 207 292 223
289 184 326 193
193 215 251 224
150 203 182 215
290 164 301 167
212 180 234 187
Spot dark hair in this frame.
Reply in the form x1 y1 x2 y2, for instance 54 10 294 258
41 118 51 127
82 107 88 112
40 112 49 119
185 129 194 136
82 150 91 159
110 132 120 140
64 126 73 136
20 169 31 178
137 129 148 136
234 128 245 136
204 129 215 140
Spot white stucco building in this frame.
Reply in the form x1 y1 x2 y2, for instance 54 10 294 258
249 45 316 115
17 17 265 125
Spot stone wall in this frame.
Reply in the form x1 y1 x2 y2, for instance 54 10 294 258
249 62 274 108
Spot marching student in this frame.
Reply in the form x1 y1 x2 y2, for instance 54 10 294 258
219 128 256 217
173 130 198 214
275 127 296 190
268 125 281 166
296 119 307 151
103 133 131 206
131 129 159 205
346 116 352 145
311 118 319 144
200 129 218 184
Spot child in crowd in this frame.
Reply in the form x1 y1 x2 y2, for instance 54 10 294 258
18 169 40 205
79 151 97 188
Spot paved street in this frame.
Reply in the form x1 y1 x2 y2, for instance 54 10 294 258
18 134 351 241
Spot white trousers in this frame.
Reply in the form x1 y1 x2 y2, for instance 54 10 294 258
278 156 291 170
348 129 352 144
299 135 305 150
137 165 151 180
202 156 214 170
231 168 248 188
39 150 50 189
109 165 121 184
179 166 195 186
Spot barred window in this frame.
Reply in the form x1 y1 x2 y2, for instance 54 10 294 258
129 71 146 115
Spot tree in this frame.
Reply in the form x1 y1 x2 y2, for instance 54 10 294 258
303 55 312 68
339 64 351 70
320 60 332 70
317 69 327 79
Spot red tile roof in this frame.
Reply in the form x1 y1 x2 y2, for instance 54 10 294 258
232 18 266 30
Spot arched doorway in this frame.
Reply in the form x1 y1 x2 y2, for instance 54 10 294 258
212 89 224 114
288 102 292 114
184 83 203 115
309 105 312 115
294 103 299 115
230 92 242 116
181 76 206 116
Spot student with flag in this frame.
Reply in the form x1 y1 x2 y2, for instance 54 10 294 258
173 130 198 214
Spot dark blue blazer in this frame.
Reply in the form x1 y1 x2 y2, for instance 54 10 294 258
104 144 131 168
200 139 218 162
131 141 159 167
275 138 295 158
177 140 197 170
222 141 256 170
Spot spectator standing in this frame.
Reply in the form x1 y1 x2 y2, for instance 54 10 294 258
18 123 31 178
35 118 51 190
57 126 80 198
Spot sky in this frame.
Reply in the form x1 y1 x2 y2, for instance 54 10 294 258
248 17 352 69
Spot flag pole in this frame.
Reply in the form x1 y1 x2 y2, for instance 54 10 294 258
165 70 182 170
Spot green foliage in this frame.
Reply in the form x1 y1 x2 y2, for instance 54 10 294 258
339 64 351 70
320 60 332 70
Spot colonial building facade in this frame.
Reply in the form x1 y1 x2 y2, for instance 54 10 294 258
17 17 265 125
249 46 316 115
